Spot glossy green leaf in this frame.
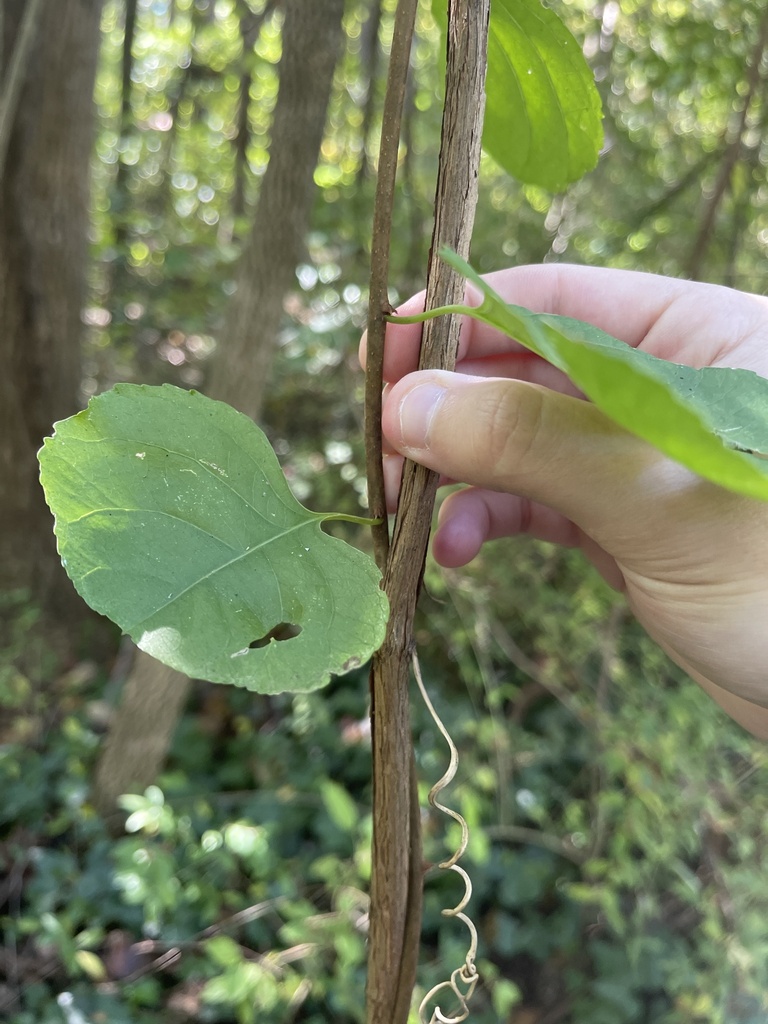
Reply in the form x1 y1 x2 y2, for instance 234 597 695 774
391 250 768 502
483 0 603 190
38 384 389 693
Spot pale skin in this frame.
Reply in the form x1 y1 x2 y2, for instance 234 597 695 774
360 265 768 739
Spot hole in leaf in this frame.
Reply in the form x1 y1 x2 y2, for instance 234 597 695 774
249 622 302 649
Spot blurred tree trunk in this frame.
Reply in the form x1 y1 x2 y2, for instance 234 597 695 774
111 0 137 255
208 0 345 415
92 0 346 817
0 0 103 622
687 8 768 281
231 0 280 223
356 0 383 186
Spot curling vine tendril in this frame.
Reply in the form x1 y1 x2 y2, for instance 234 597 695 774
413 653 478 1024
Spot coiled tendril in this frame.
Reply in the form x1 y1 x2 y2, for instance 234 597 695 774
413 654 478 1024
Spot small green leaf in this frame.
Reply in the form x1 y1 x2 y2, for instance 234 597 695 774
483 0 603 190
391 250 768 502
492 978 522 1017
38 384 389 693
223 821 268 860
74 949 108 981
320 779 360 833
205 935 245 969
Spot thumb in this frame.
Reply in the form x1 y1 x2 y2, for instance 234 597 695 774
381 369 664 542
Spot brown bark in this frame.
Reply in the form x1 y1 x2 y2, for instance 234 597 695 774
365 4 489 1021
111 0 138 254
93 650 192 820
361 6 421 1015
0 0 103 620
0 0 45 177
92 0 345 816
364 0 420 571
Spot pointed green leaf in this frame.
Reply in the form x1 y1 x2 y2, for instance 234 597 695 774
391 250 768 502
483 0 603 190
38 384 389 693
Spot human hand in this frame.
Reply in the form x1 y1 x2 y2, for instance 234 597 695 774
360 265 768 736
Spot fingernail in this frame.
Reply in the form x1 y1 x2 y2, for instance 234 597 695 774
398 382 446 451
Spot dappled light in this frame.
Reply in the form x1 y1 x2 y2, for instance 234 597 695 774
3 0 768 1021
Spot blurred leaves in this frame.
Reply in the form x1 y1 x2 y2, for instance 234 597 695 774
6 0 768 1022
4 555 768 1021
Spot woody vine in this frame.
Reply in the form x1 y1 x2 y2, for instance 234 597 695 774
362 1 603 1019
363 0 768 1018
363 3 488 1022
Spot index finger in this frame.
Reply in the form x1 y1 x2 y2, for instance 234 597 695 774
359 262 766 384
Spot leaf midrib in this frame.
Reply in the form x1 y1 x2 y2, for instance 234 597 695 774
106 514 317 632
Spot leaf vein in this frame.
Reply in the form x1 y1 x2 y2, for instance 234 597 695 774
125 518 316 630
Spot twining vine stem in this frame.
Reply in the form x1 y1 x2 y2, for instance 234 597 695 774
364 3 490 1024
364 0 420 573
363 6 423 1021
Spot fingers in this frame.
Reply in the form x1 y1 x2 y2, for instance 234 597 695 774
382 454 403 513
384 439 627 587
360 264 677 382
381 369 663 550
360 263 768 386
432 488 580 565
432 487 625 588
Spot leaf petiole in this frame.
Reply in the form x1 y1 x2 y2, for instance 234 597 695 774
386 248 768 502
385 303 470 326
321 512 385 527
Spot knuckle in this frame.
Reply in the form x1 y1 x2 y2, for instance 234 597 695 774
481 383 547 488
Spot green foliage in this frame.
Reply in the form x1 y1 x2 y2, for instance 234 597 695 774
396 249 768 501
6 1 768 1021
4 547 768 1022
419 547 768 1023
38 384 388 693
431 0 603 192
483 0 604 190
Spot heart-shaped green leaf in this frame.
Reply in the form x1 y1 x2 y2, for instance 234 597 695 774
38 384 389 693
391 249 768 502
483 0 603 191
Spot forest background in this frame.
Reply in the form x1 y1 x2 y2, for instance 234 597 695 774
2 0 768 1022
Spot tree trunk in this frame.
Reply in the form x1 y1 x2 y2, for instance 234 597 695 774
687 8 768 281
111 0 138 255
92 648 192 822
0 0 104 623
92 0 346 816
208 0 345 416
231 0 279 223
